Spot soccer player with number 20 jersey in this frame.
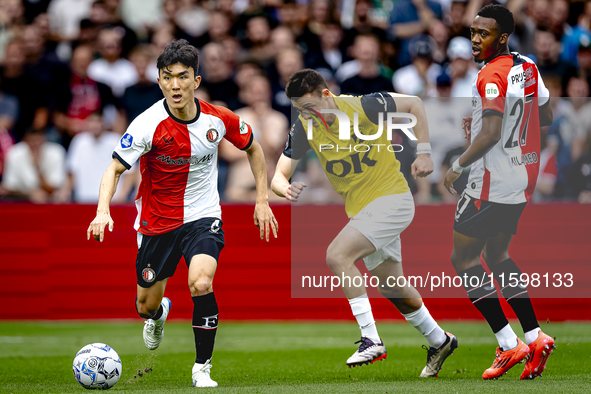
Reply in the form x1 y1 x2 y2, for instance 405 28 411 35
444 5 556 380
87 39 278 388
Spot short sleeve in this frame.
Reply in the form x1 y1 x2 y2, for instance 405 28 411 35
283 118 310 160
477 72 507 117
112 116 153 169
537 73 550 107
360 92 397 125
222 107 254 150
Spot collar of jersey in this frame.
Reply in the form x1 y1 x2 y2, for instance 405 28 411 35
163 97 201 125
485 53 512 65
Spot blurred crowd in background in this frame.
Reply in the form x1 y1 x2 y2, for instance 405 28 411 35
0 0 589 205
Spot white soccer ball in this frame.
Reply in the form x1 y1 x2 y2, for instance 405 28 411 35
72 343 122 390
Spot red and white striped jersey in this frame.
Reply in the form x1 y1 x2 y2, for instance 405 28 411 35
467 53 550 204
113 98 253 235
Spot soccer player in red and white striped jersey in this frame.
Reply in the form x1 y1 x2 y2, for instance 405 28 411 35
87 39 277 387
443 5 555 381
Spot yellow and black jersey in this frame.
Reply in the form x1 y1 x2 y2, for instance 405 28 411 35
283 92 410 218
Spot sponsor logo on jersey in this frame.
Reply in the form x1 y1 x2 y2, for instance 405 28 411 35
163 136 174 144
511 71 527 85
206 128 219 142
511 68 535 88
524 77 537 88
121 133 133 148
156 153 214 166
142 268 156 283
485 83 499 99
239 118 248 134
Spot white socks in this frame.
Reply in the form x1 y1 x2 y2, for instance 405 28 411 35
349 295 380 343
524 327 541 345
495 324 518 350
402 304 447 349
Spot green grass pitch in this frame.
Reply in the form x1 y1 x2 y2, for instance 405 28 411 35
1 321 590 393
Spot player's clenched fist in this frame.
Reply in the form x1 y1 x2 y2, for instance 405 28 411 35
87 211 114 242
285 182 307 202
411 155 434 179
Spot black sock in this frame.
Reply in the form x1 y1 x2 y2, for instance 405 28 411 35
192 292 219 364
459 265 509 333
491 258 539 333
135 296 163 320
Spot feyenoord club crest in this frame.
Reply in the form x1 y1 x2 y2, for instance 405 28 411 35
142 268 156 283
206 128 219 143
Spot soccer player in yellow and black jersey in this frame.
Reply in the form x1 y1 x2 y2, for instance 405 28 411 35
271 69 457 377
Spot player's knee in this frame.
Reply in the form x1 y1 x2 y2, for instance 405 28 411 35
189 276 213 296
326 249 346 273
450 249 461 269
450 249 474 272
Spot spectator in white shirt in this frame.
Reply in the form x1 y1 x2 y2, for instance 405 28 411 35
55 112 138 203
2 128 66 203
87 26 138 97
447 36 478 97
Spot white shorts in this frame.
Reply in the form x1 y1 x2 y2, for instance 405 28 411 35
347 191 415 271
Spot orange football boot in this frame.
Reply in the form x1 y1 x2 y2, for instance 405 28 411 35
520 331 556 380
482 338 530 380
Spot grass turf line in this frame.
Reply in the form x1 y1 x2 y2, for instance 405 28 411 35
0 321 589 393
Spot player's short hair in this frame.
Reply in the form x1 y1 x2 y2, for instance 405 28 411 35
285 69 328 99
477 4 515 36
157 39 199 76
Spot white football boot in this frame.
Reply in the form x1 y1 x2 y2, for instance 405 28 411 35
143 297 171 350
419 332 458 377
346 337 387 367
192 359 218 387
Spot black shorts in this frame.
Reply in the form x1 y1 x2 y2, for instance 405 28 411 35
136 217 225 288
453 191 527 240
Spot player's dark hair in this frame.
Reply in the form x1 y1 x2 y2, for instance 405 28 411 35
477 4 515 36
157 39 200 76
285 69 328 99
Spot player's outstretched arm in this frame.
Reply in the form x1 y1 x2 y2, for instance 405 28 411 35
271 154 307 202
386 92 434 179
87 158 127 242
245 138 278 242
444 115 503 194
